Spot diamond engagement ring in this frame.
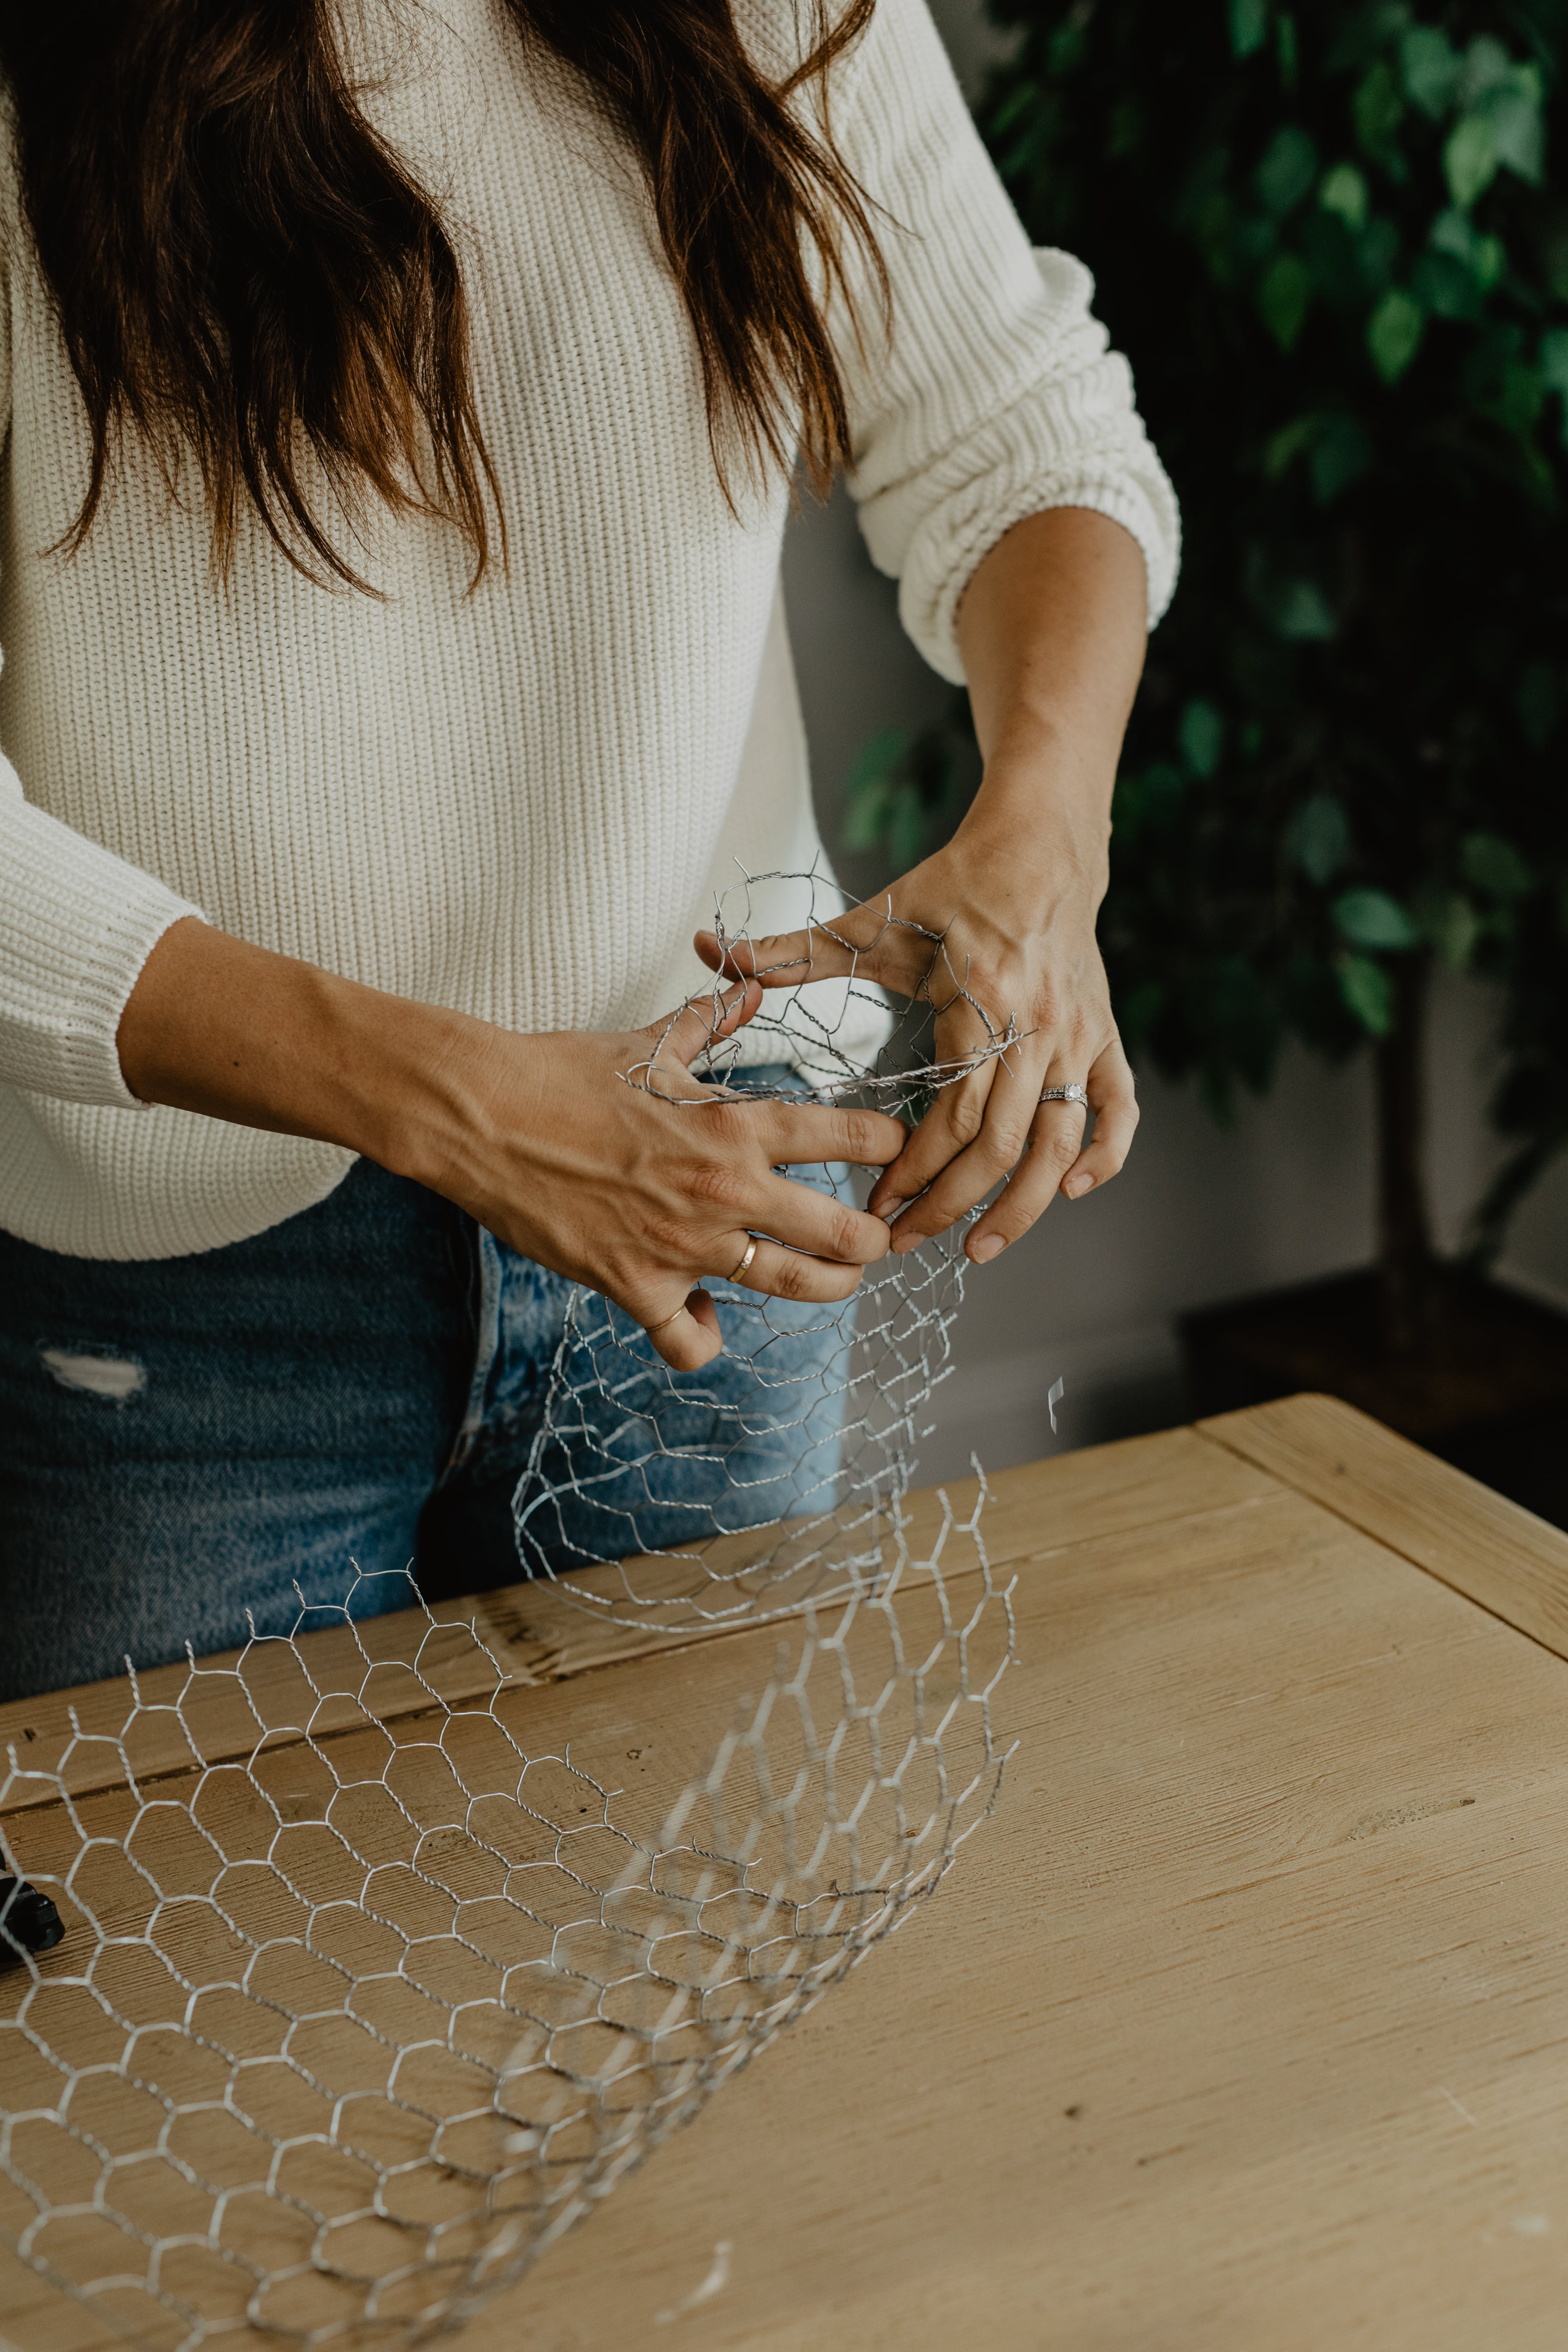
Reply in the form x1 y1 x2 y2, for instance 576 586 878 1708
1040 1083 1090 1108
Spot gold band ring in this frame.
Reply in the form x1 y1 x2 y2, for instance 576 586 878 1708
644 1293 704 1337
728 1236 759 1284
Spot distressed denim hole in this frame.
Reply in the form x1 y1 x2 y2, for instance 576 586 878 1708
38 1347 147 1403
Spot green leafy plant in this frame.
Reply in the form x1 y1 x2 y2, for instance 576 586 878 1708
959 0 1568 1338
839 696 977 876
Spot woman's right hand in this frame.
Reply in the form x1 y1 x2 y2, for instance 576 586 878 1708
417 977 904 1367
119 920 904 1369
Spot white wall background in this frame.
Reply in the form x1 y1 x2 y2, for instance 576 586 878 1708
780 0 1568 1482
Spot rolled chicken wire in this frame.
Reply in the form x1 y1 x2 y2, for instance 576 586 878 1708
0 870 1020 2349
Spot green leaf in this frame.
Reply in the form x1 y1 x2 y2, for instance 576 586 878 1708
1118 978 1166 1050
1269 411 1363 508
1539 327 1568 396
1337 952 1394 1036
1367 288 1424 382
1257 127 1319 214
1285 793 1351 886
1230 0 1270 59
1108 95 1144 159
1431 208 1505 289
1334 887 1420 948
1263 413 1322 477
887 783 929 876
1445 116 1499 210
988 84 1036 136
1518 661 1559 749
1259 252 1311 348
841 727 910 851
843 726 908 795
1400 28 1463 121
1179 698 1226 777
1461 832 1535 900
1277 12 1298 88
1047 22 1088 75
1488 84 1545 186
1354 62 1406 164
1274 579 1338 640
1457 37 1545 182
1356 217 1400 295
1460 37 1516 105
1311 416 1372 503
842 775 894 852
1412 251 1483 323
1112 761 1186 846
1414 886 1481 974
1489 361 1544 439
1319 162 1369 231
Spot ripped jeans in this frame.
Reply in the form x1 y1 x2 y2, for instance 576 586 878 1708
0 1070 850 1704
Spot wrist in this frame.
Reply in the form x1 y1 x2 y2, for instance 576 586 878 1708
117 916 518 1192
955 782 1111 906
329 978 517 1195
963 723 1112 881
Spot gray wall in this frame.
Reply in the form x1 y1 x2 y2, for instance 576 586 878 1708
781 0 1568 1481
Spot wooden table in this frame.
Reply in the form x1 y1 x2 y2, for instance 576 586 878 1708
8 1393 1568 2350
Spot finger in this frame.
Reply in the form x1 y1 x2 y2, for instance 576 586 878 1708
755 1096 907 1172
887 1048 1092 1252
717 1234 864 1307
964 1099 1093 1262
641 1287 724 1372
694 900 941 1001
1059 1039 1140 1201
867 1051 1004 1220
748 1171 892 1266
636 977 763 1088
866 979 1028 1217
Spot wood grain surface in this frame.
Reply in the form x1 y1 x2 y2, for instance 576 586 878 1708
1200 1390 1568 1662
8 1403 1568 2349
0 1428 1268 1811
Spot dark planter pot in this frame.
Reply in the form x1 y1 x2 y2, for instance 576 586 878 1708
1180 1263 1568 1531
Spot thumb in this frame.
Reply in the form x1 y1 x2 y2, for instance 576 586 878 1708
694 920 854 989
694 899 932 997
637 976 764 1085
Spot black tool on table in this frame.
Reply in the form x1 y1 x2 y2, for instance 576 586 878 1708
0 1873 64 1967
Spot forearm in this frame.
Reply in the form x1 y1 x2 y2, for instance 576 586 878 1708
953 507 1149 894
116 917 493 1191
116 917 902 1372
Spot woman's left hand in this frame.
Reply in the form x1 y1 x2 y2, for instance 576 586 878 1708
694 794 1138 1266
699 507 1151 1265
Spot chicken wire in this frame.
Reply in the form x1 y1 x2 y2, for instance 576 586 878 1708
0 870 1026 2349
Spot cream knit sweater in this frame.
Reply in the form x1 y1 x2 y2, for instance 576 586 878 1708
0 0 1178 1260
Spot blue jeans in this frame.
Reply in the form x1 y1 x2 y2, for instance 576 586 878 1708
0 1071 850 1703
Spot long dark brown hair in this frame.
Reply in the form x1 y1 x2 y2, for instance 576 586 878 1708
0 0 884 589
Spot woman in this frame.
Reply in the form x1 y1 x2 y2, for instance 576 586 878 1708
0 0 1177 1700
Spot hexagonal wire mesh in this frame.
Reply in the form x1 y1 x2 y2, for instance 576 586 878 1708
1 872 1025 2348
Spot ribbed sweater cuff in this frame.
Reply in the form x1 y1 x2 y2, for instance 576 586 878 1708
904 466 1183 688
0 781 206 1109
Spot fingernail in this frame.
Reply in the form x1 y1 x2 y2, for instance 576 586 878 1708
892 1228 920 1253
1063 1173 1094 1199
970 1234 1005 1264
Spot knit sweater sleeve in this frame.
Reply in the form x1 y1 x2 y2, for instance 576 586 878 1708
0 252 206 1110
828 0 1180 684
